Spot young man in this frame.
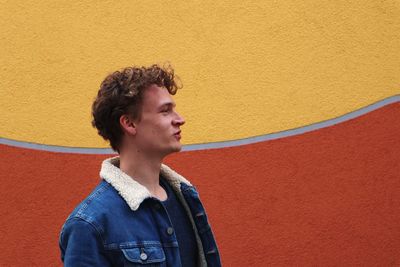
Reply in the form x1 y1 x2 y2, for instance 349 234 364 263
59 65 221 266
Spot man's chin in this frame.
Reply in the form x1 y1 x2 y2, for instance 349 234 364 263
172 144 182 152
163 144 182 156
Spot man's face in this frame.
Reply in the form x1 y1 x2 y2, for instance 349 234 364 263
133 84 185 157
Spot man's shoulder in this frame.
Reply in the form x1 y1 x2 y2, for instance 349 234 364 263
66 180 127 224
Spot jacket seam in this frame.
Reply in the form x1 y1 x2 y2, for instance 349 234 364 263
76 182 110 216
68 216 107 247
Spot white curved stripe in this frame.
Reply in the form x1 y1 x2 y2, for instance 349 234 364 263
1 95 399 154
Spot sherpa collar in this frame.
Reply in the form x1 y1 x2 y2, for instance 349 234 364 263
100 156 192 211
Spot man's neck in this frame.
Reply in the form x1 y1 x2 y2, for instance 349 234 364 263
119 149 167 200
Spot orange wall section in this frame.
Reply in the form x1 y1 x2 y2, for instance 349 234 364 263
1 102 399 266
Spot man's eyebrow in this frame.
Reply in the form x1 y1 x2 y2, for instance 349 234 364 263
158 102 176 109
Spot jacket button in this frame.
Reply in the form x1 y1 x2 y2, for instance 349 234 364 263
140 252 148 261
167 227 174 235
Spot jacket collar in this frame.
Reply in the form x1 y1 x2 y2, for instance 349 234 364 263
100 156 192 211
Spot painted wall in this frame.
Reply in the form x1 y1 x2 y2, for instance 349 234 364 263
1 1 399 266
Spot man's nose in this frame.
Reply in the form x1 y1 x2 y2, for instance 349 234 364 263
173 112 185 126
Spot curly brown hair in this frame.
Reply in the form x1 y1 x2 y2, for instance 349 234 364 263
91 64 181 152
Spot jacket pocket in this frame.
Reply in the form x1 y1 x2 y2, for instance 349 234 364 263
122 245 166 267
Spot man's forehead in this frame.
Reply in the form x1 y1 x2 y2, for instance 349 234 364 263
142 85 175 107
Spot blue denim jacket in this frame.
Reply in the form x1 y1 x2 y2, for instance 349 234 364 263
59 157 221 267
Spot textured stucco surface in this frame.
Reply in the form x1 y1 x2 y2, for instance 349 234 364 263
0 0 399 147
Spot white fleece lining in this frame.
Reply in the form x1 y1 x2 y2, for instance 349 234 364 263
100 156 192 211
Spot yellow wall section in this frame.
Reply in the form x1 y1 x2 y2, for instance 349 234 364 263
1 0 399 147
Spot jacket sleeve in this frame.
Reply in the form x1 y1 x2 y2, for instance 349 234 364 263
59 217 112 267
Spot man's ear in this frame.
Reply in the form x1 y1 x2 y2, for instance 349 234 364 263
119 114 137 135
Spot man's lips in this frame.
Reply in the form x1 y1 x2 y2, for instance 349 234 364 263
174 130 181 140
